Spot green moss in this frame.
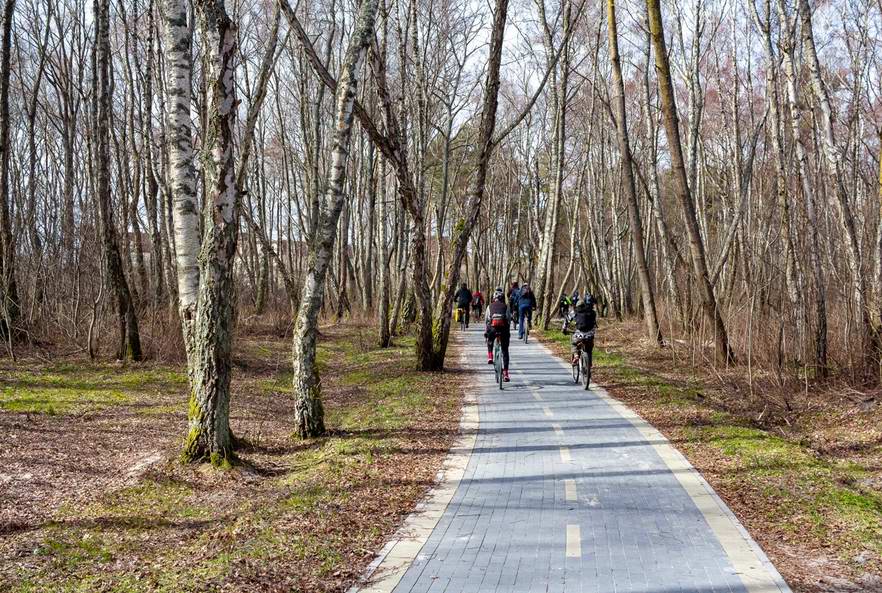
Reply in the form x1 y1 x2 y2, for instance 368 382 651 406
257 370 294 394
34 534 114 570
0 364 185 415
8 329 461 592
210 452 233 469
181 394 204 462
99 479 208 520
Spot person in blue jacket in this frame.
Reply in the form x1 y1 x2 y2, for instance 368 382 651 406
517 283 537 339
508 282 521 329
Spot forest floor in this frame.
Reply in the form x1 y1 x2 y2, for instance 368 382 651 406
0 322 466 593
538 319 882 593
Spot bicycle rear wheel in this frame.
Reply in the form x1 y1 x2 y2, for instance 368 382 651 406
523 320 529 344
581 351 591 390
571 353 580 383
494 341 503 390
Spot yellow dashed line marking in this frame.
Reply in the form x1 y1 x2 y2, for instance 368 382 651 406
564 479 577 502
566 525 581 558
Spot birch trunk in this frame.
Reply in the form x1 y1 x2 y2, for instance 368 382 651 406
179 0 241 464
164 0 200 349
750 0 803 353
797 0 875 374
377 157 391 347
427 0 508 369
776 0 828 374
94 0 142 361
290 0 379 438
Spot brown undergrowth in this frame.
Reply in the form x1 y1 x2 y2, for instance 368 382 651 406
0 321 467 592
538 318 882 593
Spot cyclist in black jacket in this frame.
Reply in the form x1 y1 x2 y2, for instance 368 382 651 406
485 288 511 382
455 282 473 327
571 296 597 366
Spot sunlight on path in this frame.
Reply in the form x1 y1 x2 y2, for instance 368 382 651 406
355 327 792 593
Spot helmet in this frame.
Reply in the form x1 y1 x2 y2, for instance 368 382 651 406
493 288 505 302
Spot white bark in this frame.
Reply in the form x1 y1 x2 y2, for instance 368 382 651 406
290 0 379 438
164 0 199 339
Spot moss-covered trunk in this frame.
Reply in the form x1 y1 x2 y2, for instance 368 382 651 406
285 0 379 438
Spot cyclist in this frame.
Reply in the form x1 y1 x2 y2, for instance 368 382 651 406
508 282 521 329
571 295 597 369
517 283 537 340
558 292 573 319
455 282 473 328
471 289 485 319
484 288 511 382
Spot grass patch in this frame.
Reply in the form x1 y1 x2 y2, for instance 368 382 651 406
0 364 186 415
5 325 464 593
536 324 882 572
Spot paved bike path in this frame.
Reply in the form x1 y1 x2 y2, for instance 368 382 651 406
357 327 791 593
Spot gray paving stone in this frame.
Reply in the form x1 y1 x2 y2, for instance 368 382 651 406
390 328 781 593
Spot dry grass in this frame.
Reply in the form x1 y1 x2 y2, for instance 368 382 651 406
539 318 882 593
0 321 466 592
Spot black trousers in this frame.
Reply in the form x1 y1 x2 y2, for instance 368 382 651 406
457 305 470 326
486 326 510 370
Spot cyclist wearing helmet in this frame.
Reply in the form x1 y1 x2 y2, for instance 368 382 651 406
558 292 573 319
471 289 485 319
508 282 521 329
571 295 597 366
455 282 473 327
517 283 537 340
485 288 512 382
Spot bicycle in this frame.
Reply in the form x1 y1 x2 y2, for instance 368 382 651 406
457 306 467 331
561 310 574 334
521 315 530 344
493 335 504 390
570 330 594 390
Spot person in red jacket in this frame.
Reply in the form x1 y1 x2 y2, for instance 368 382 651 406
471 289 485 319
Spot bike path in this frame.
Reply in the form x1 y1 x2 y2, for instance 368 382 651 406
357 326 791 593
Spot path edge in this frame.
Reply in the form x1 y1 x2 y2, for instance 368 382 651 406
347 335 478 593
536 338 793 593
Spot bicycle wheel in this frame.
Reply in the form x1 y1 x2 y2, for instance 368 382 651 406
581 351 591 390
571 352 580 383
493 341 500 386
523 320 529 344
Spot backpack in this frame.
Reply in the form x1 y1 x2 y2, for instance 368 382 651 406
489 302 507 328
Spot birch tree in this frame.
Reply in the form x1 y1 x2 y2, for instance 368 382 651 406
94 0 142 361
288 0 379 438
164 0 242 464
